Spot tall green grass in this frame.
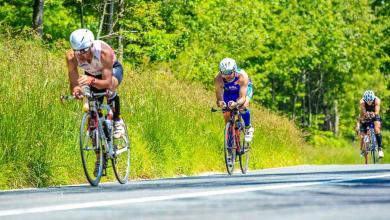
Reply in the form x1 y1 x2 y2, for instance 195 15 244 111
0 37 83 188
0 36 374 190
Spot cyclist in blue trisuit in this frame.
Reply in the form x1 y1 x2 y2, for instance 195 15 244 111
66 28 125 139
359 90 384 158
214 58 254 142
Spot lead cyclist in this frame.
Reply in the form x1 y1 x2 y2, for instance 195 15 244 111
66 28 125 139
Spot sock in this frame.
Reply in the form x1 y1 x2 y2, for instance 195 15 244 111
376 133 383 150
240 108 251 127
108 94 121 121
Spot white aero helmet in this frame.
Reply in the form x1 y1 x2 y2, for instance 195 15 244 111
219 57 237 75
69 28 95 50
363 90 375 102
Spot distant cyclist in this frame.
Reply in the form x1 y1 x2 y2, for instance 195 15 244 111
358 90 384 158
66 28 125 139
214 58 254 142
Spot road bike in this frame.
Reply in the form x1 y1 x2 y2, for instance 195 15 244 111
61 87 130 186
212 107 250 175
362 121 378 164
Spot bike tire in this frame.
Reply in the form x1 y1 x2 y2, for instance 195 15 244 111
370 129 378 164
80 112 104 186
239 127 249 174
224 122 235 175
363 135 369 164
112 119 131 184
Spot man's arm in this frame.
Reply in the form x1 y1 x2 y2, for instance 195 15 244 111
94 50 113 90
214 74 225 107
359 100 366 119
375 98 381 115
236 74 249 106
66 50 82 97
78 49 113 90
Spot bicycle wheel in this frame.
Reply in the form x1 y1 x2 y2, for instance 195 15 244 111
371 136 378 164
239 127 250 174
80 112 104 186
371 147 377 164
112 120 131 184
224 122 235 175
363 135 369 164
370 132 377 164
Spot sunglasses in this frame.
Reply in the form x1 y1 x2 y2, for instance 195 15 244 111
221 69 234 75
74 47 90 55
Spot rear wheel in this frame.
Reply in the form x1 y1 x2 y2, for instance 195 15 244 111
112 119 131 184
80 112 103 186
224 122 235 175
239 127 249 174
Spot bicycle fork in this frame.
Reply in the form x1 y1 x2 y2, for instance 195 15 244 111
98 118 115 160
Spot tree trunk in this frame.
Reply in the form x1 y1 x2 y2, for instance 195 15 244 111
79 0 85 28
291 74 299 120
334 100 339 136
32 0 44 36
107 0 115 34
97 0 108 39
301 70 306 126
118 0 124 61
307 70 312 127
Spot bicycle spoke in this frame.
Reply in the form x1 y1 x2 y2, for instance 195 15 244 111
224 122 235 175
239 124 249 174
112 120 130 184
80 113 103 186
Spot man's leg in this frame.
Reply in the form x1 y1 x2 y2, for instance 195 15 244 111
374 120 384 158
111 61 125 138
359 122 367 157
240 99 251 127
240 98 254 142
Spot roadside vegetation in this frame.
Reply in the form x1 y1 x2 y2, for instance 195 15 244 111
1 0 389 189
1 35 375 190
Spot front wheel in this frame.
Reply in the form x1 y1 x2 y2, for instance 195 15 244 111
112 119 131 184
369 131 378 164
224 122 235 175
239 127 250 174
80 112 104 186
371 147 377 164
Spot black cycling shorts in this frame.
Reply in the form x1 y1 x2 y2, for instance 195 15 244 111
359 115 381 132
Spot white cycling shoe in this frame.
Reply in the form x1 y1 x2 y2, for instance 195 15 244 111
113 119 125 139
378 149 384 159
244 127 254 142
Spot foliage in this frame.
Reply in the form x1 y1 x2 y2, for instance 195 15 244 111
0 1 389 189
0 35 321 189
0 1 387 138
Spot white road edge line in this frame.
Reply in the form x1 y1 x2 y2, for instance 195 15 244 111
0 173 389 217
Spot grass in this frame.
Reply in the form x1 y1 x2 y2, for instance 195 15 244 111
0 35 377 190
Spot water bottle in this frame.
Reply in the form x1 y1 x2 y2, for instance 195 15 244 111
236 119 242 131
105 119 112 138
364 135 370 144
82 85 91 97
105 110 113 138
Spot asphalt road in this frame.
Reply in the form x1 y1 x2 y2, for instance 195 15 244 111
1 164 389 220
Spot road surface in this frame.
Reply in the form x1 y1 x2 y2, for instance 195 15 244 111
1 165 389 220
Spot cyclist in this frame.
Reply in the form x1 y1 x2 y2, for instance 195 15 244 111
66 28 125 139
358 90 384 158
214 57 254 142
